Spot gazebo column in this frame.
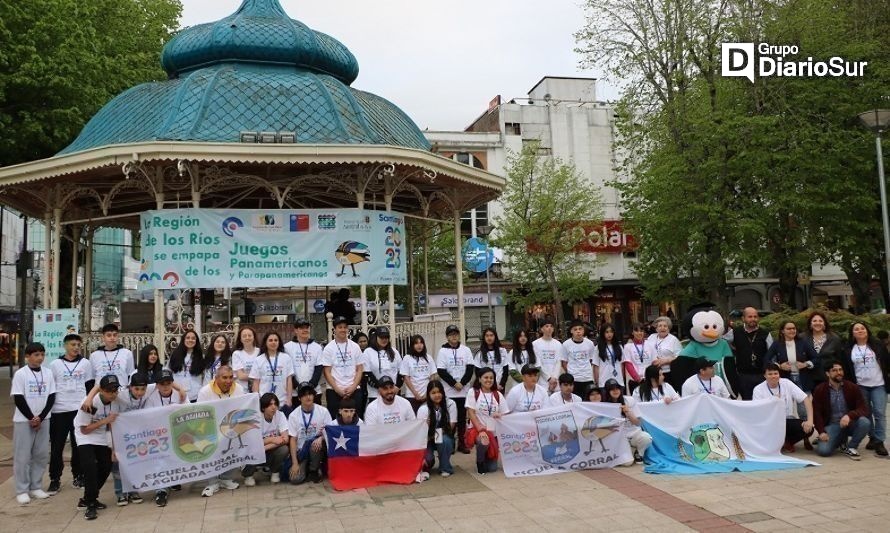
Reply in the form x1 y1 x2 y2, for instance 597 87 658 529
191 188 202 337
384 193 396 335
356 192 368 333
70 225 81 309
153 192 166 359
43 211 52 308
51 208 62 308
83 229 93 331
453 209 466 342
423 222 430 314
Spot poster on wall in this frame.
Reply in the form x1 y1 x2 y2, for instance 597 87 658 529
139 209 407 289
33 309 79 365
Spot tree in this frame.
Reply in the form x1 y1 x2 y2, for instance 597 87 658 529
0 0 182 166
493 141 605 330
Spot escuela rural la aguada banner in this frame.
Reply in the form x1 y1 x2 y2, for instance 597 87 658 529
139 208 407 288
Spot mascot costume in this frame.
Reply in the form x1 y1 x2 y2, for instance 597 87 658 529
669 303 739 397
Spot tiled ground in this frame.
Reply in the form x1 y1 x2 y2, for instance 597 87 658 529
2 371 889 532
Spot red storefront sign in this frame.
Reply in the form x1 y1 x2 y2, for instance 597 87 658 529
526 220 637 254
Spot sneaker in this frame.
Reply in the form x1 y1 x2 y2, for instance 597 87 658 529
95 501 107 510
72 476 84 489
866 440 877 450
202 484 220 497
243 475 256 487
30 489 50 499
47 480 61 495
270 473 280 484
310 470 322 484
843 447 862 461
154 492 168 507
116 494 129 507
77 498 88 510
875 442 888 456
170 484 182 491
476 462 486 475
84 506 98 520
16 493 30 505
219 479 239 490
440 471 452 478
128 492 143 504
633 451 643 464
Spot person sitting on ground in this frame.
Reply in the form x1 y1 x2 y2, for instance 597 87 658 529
465 367 510 475
505 364 549 412
242 392 289 486
364 375 416 425
288 382 332 484
588 388 603 403
602 378 651 464
812 360 871 460
417 381 457 478
681 358 731 398
633 365 680 404
329 396 363 426
752 363 814 452
549 373 582 406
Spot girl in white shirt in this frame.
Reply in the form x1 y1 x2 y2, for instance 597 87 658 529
203 334 232 384
508 329 539 388
596 323 625 389
466 367 510 474
232 327 260 392
363 330 402 401
623 323 654 393
249 332 294 409
417 382 457 477
632 365 680 404
400 335 437 412
165 330 205 402
474 328 509 392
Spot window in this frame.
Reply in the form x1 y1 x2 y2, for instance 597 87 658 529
505 122 522 135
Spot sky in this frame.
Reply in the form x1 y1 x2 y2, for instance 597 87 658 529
179 0 618 132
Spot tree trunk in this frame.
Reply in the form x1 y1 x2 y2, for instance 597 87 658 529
843 265 872 313
548 270 564 337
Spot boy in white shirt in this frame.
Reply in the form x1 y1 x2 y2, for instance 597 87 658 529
288 382 332 484
284 318 324 405
549 373 582 406
506 365 549 412
141 369 184 507
436 324 474 454
532 319 563 393
243 392 290 486
74 375 120 520
560 320 597 399
364 376 416 425
752 363 814 452
12 342 56 505
681 358 731 398
88 324 134 389
321 316 364 418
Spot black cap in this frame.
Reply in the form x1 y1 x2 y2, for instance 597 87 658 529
697 358 716 371
158 369 175 383
332 316 349 327
297 381 315 397
521 364 540 375
375 327 390 337
99 374 120 391
377 375 396 388
293 317 311 328
129 372 149 387
604 378 622 390
445 325 460 335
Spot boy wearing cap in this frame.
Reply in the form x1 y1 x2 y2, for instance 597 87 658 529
603 378 651 465
12 342 57 505
74 375 120 519
142 369 185 506
110 372 150 506
284 318 324 405
364 376 416 425
549 373 582 406
681 358 731 398
505 365 549 412
532 318 564 393
48 333 94 494
436 324 474 453
321 316 364 418
288 382 332 484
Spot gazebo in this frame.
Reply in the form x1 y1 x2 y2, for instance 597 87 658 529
0 0 504 355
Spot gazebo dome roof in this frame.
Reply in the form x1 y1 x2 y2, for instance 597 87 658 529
59 0 430 155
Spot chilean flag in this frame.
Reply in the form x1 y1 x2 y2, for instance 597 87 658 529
325 420 426 490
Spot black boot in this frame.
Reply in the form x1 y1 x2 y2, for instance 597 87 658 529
476 462 486 475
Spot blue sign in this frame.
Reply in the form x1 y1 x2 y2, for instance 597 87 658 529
462 238 494 273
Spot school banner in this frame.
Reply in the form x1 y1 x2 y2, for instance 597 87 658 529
112 394 265 491
33 309 79 365
139 208 407 288
495 403 631 478
638 394 818 474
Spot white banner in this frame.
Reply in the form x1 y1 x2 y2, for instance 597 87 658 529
112 394 265 491
495 403 631 478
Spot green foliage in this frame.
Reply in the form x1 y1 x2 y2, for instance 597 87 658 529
759 307 890 342
493 141 605 326
0 0 182 166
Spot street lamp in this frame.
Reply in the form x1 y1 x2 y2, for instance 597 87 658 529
476 225 495 329
859 108 890 310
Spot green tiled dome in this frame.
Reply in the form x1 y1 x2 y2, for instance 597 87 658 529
59 0 430 155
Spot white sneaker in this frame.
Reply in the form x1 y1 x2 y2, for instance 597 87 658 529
201 484 219 497
29 489 50 499
440 471 452 478
16 493 31 505
243 476 256 487
219 479 239 490
270 473 280 484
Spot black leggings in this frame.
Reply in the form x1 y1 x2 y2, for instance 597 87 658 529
49 410 80 481
78 445 112 505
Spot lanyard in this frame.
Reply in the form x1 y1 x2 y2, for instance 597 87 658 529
378 350 386 374
650 387 662 401
434 405 443 426
159 392 172 406
296 342 309 364
62 358 82 378
525 388 536 410
301 408 314 432
561 394 572 404
634 343 645 363
336 342 349 365
209 357 222 377
480 392 494 415
855 345 871 364
607 346 618 376
267 354 279 393
768 384 781 397
520 349 528 365
698 377 713 394
130 391 146 410
104 349 120 373
30 367 45 393
451 347 461 367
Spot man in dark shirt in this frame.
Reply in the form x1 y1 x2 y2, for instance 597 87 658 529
731 307 773 400
812 360 871 460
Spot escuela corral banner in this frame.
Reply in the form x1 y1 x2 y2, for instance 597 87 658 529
139 208 407 288
638 394 818 474
495 403 631 478
112 394 265 491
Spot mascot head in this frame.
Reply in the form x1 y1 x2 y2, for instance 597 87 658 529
681 302 725 346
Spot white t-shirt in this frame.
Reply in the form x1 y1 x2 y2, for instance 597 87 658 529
321 339 364 390
548 391 582 406
560 338 595 382
417 399 458 432
632 382 680 403
142 386 186 408
202 356 228 384
436 343 474 398
74 394 120 446
505 383 549 412
532 337 564 383
261 410 289 439
752 378 808 419
249 352 295 403
232 347 260 390
595 344 625 384
49 356 94 413
89 346 134 388
287 403 332 449
363 347 402 399
400 354 436 399
196 382 246 402
364 395 416 425
473 348 509 385
851 344 885 387
681 374 731 399
284 340 324 394
115 386 152 412
644 334 682 373
623 341 655 385
465 388 510 430
11 365 56 422
166 352 204 402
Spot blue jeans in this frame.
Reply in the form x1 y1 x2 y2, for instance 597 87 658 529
859 385 887 442
424 435 454 474
816 417 871 457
